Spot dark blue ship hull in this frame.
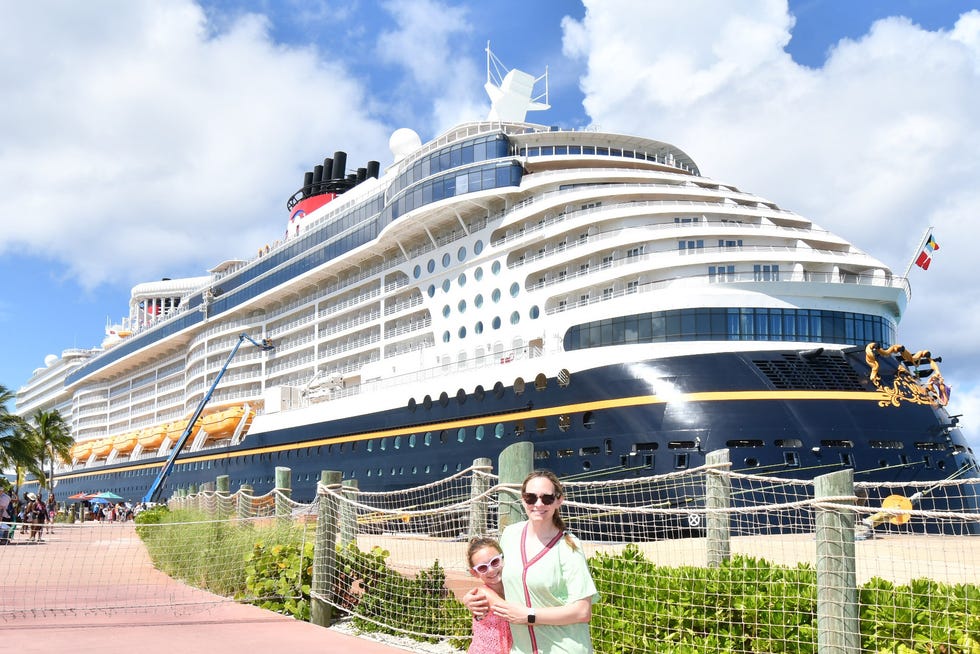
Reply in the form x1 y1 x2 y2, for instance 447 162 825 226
37 346 980 533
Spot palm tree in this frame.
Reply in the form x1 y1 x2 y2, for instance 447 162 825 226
22 409 73 499
0 385 35 487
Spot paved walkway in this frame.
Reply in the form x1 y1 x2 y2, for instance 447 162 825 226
0 523 419 654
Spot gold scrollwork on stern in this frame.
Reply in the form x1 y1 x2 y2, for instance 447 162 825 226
865 342 951 408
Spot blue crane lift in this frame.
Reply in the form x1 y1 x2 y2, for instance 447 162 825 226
142 333 274 504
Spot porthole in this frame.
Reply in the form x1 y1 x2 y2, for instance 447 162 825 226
442 464 449 473
557 369 571 387
443 305 451 318
492 288 501 303
515 421 525 437
475 240 484 255
510 282 520 297
425 465 431 474
475 321 483 334
536 417 547 433
457 246 467 262
394 436 401 449
535 373 547 391
413 264 421 279
442 331 450 343
494 423 505 439
409 434 417 447
427 284 436 298
558 415 571 432
456 388 467 405
582 461 592 471
745 457 759 467
510 311 520 325
427 259 436 273
458 273 467 287
529 305 540 319
475 293 484 308
442 253 451 267
408 397 417 412
493 381 505 398
475 425 485 440
475 266 484 281
439 430 448 443
424 432 432 446
458 299 467 313
492 316 501 329
442 279 451 292
439 392 449 407
474 384 485 400
457 428 466 442
583 411 595 428
423 395 433 410
458 326 467 338
514 377 525 395
492 261 501 275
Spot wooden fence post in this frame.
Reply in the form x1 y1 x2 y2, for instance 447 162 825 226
468 457 493 538
311 470 342 628
340 479 359 548
705 449 731 567
814 469 860 654
498 442 533 530
275 466 291 521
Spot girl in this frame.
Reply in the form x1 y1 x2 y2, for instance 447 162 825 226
465 537 513 654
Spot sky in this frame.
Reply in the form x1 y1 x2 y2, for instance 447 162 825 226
1 0 978 449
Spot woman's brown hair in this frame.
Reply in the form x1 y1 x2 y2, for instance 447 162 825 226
522 470 578 551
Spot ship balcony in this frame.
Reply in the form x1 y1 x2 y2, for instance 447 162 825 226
317 286 382 320
384 317 432 339
267 310 317 338
318 309 381 338
384 293 424 316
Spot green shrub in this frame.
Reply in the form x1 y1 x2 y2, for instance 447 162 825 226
241 538 313 620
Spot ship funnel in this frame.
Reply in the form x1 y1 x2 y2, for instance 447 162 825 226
356 167 366 183
312 165 324 194
321 158 333 189
366 160 380 179
302 172 314 198
331 151 347 180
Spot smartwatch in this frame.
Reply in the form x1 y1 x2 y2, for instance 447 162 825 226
527 607 536 624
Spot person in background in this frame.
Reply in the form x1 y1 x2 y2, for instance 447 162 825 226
464 537 512 654
26 492 46 542
0 482 12 543
464 470 599 654
46 495 58 534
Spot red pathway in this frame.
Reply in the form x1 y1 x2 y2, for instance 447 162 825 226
0 522 416 654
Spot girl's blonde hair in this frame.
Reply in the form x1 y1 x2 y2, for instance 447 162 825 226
466 536 502 567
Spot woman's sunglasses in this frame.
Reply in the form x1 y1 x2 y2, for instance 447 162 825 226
522 492 558 505
471 553 504 574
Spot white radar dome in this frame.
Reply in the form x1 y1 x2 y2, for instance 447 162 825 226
389 128 422 163
44 354 58 367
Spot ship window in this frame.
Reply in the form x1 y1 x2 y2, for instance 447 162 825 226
557 449 575 458
583 411 595 428
871 440 903 449
474 385 485 400
510 311 520 325
530 305 540 319
821 440 853 448
492 317 501 329
427 259 435 273
456 388 466 404
726 439 764 448
475 321 484 334
581 446 600 456
510 282 520 297
367 439 374 452
424 432 432 446
408 398 417 412
409 434 417 447
458 273 466 287
674 453 689 469
669 441 696 449
440 430 448 443
474 265 483 280
442 253 451 268
558 415 571 432
457 428 466 443
775 438 802 448
914 442 945 451
536 417 547 433
458 299 467 313
475 293 484 308
380 438 388 451
558 369 571 387
413 265 421 279
515 421 525 437
494 423 505 439
492 261 501 275
514 377 525 395
492 289 501 303
442 331 450 343
784 451 799 467
443 304 451 317
427 285 435 298
476 425 485 441
744 457 759 467
841 453 855 467
442 279 451 293
458 247 467 262
534 373 547 391
394 436 401 449
493 381 505 398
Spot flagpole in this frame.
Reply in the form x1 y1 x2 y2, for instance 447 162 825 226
902 225 933 279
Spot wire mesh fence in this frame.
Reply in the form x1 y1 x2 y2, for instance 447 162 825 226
3 451 979 653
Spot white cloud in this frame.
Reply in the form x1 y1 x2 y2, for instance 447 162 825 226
374 0 485 134
0 1 391 289
563 1 980 448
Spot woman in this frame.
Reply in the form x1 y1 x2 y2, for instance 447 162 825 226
464 470 598 654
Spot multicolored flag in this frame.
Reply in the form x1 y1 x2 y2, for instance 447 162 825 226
914 233 939 270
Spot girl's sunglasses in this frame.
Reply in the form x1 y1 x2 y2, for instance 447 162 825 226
472 553 504 574
522 492 558 505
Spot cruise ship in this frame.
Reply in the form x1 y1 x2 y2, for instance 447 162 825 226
15 55 978 526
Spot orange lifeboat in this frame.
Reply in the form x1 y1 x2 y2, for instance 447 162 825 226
90 438 113 458
138 424 167 450
202 406 251 439
112 432 138 454
70 441 93 461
